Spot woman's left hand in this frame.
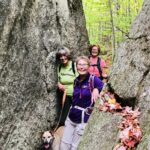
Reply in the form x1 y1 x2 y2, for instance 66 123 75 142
91 88 99 103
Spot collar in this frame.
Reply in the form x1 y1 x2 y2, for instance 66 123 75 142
76 73 90 83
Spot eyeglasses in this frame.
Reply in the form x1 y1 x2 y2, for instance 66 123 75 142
77 64 89 67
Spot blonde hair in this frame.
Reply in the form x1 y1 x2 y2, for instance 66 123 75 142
76 56 90 66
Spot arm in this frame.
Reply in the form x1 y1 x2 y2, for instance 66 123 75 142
91 88 99 103
57 82 65 92
91 76 104 103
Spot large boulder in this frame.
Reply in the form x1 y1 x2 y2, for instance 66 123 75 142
79 0 150 149
0 0 88 149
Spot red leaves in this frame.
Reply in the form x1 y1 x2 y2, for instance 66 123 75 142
117 107 142 149
99 89 122 113
98 87 142 150
113 108 142 150
118 117 142 147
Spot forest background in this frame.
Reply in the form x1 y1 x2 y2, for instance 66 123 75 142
82 0 143 61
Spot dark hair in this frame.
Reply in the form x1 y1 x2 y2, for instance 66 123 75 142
56 47 71 61
89 45 101 55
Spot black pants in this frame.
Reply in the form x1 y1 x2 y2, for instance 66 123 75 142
57 90 72 126
59 95 72 126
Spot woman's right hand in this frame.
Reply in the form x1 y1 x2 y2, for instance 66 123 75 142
58 83 65 92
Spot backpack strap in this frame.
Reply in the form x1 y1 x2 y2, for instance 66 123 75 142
59 64 62 72
88 75 95 106
58 64 62 82
71 61 75 75
97 57 102 78
88 75 95 94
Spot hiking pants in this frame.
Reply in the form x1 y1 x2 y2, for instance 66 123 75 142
60 118 87 150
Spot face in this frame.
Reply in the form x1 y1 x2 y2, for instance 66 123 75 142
91 46 99 57
77 59 89 75
42 131 54 149
59 55 68 65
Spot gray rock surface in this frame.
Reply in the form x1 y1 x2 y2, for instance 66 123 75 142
110 1 150 148
79 102 122 150
1 0 150 150
0 0 88 149
79 0 150 150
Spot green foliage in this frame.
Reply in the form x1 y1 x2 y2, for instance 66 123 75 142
82 0 143 51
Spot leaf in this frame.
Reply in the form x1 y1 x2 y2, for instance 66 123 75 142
125 140 136 148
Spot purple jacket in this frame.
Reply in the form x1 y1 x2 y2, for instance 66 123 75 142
68 73 104 123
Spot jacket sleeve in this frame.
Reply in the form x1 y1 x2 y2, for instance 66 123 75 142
93 76 104 93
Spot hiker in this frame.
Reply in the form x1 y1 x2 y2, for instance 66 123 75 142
56 47 77 127
88 45 108 80
60 56 104 150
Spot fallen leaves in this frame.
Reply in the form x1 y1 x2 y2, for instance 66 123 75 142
98 84 142 150
99 86 122 113
116 107 142 150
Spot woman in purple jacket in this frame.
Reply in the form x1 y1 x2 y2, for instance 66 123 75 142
60 56 104 150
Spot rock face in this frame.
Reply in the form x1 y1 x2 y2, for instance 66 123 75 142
79 105 122 150
79 0 150 150
1 0 150 149
0 0 88 149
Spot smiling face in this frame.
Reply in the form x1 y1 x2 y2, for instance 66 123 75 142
91 46 99 57
76 59 89 76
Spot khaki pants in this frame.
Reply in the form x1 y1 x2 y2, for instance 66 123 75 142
60 118 87 150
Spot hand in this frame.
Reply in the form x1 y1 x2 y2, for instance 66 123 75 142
102 73 108 78
91 88 99 103
58 83 65 92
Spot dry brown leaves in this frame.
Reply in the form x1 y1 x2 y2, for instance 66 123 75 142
98 85 142 150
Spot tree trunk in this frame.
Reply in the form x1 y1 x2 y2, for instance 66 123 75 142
108 0 116 61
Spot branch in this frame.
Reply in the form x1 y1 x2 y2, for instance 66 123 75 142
115 26 130 38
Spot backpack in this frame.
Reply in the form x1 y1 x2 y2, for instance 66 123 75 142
59 61 75 75
89 56 103 79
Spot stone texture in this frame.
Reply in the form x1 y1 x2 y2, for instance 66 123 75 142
1 0 150 150
110 1 150 148
79 102 122 150
0 0 88 149
79 0 150 150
